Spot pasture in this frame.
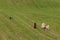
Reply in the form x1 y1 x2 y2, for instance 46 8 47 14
0 0 60 40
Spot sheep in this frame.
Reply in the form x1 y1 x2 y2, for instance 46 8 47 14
9 16 13 20
46 25 49 30
41 23 46 29
41 23 50 30
34 23 37 29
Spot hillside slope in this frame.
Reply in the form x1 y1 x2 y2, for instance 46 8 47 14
0 0 60 40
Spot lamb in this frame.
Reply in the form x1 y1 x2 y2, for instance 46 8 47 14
46 25 49 30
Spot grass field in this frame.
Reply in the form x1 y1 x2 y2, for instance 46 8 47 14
0 0 60 40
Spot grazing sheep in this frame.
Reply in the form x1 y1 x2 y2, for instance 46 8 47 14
46 25 49 30
41 23 49 30
9 16 12 20
41 23 46 29
34 23 37 29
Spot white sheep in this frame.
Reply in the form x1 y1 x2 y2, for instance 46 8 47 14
41 23 50 30
41 23 46 29
46 25 49 30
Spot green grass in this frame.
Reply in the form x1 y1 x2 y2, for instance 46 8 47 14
0 0 60 40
